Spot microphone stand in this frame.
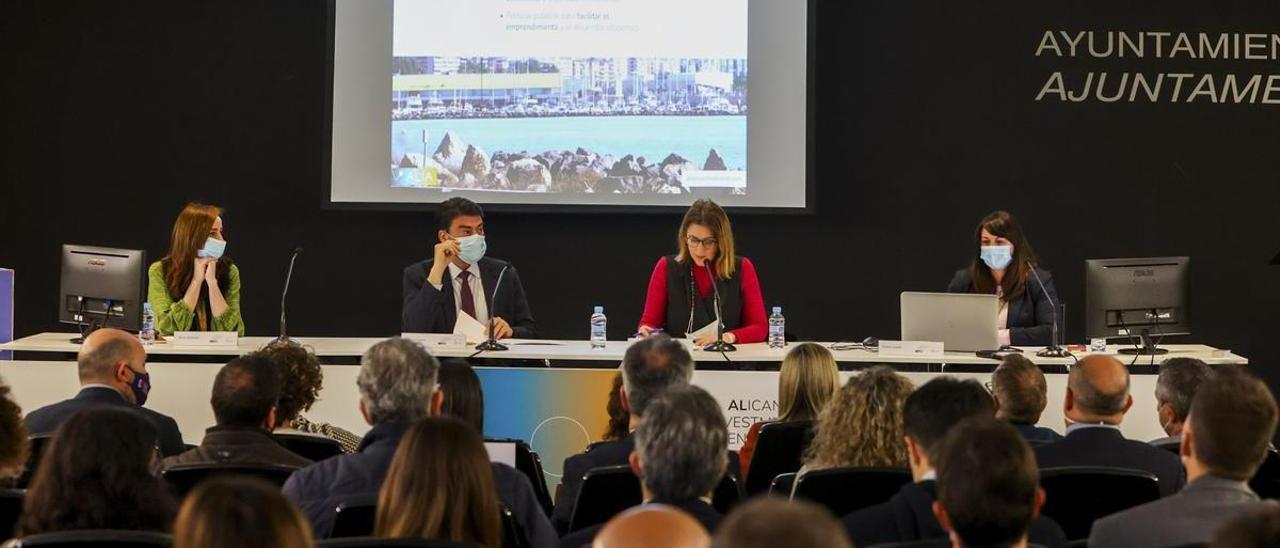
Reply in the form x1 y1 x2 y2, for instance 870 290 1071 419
1027 261 1070 358
272 247 303 345
475 265 509 352
702 261 736 353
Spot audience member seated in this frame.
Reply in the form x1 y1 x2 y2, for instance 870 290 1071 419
559 385 730 548
17 407 177 537
932 418 1048 548
260 342 362 453
283 337 443 536
711 497 851 548
436 358 558 548
164 352 311 468
738 343 840 476
800 365 914 473
602 372 629 442
1088 368 1279 548
23 328 185 456
842 377 1066 548
1150 357 1212 446
1034 355 1186 496
173 476 314 548
0 381 28 480
594 505 711 548
990 353 1062 444
552 335 696 533
1212 503 1280 548
375 416 502 547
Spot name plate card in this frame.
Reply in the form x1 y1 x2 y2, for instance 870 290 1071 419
879 340 945 358
170 331 239 348
401 332 468 350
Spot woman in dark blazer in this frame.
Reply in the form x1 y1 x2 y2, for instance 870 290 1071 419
947 210 1059 346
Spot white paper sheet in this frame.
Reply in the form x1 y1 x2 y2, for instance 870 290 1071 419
453 310 487 344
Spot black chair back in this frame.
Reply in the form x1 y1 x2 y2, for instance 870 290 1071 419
330 496 378 538
15 435 52 489
1038 466 1161 541
274 433 344 462
566 465 642 533
711 473 743 514
317 539 476 548
1152 439 1181 454
1250 449 1280 499
744 420 814 495
486 438 554 516
14 529 172 547
161 463 299 498
0 488 24 541
769 472 797 495
792 467 912 516
500 506 526 548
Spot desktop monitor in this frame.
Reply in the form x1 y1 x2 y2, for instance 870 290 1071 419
59 244 147 339
1085 256 1190 355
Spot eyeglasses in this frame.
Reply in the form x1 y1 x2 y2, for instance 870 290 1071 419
686 235 718 249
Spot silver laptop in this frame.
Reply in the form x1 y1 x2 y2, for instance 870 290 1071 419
900 292 1000 352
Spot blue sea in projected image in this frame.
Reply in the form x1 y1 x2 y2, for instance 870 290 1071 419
391 116 746 170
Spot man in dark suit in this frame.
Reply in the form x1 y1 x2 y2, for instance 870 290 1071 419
162 352 311 468
1149 357 1212 448
1034 355 1186 496
842 378 1067 548
24 328 185 456
991 354 1063 445
402 197 536 338
1089 368 1279 548
560 385 729 548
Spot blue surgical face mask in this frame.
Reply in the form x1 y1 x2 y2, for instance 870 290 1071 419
456 234 486 264
197 237 226 259
980 245 1014 271
128 368 151 406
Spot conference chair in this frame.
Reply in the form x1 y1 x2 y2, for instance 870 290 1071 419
273 433 344 462
329 499 525 548
1152 439 1181 454
790 467 912 516
769 472 797 495
566 465 743 533
317 540 476 548
1038 466 1161 541
15 435 52 489
712 473 743 514
161 463 300 497
743 420 814 495
1249 448 1280 499
0 488 24 541
12 530 172 547
486 438 554 515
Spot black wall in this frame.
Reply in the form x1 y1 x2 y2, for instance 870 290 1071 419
3 1 1278 375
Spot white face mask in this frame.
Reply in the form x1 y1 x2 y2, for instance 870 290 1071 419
197 237 226 259
456 234 486 264
979 245 1013 271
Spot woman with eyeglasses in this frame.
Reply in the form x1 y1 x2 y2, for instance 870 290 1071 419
637 199 767 346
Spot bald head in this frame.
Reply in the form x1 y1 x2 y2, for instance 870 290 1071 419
77 328 145 384
1067 355 1132 423
593 505 709 548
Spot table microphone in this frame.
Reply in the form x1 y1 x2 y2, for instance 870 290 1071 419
703 260 736 353
1027 260 1070 358
273 246 303 344
475 264 509 352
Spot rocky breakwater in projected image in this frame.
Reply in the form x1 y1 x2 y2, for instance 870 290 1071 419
394 131 735 194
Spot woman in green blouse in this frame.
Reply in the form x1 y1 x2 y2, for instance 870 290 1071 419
147 203 244 335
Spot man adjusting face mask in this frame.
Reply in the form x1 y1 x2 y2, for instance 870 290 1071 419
455 234 486 265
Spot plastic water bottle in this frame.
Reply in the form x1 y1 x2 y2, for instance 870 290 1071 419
768 306 785 349
590 306 607 349
139 303 156 345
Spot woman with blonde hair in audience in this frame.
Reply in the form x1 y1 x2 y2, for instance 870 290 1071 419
801 365 914 473
173 477 314 548
738 342 841 476
376 416 503 547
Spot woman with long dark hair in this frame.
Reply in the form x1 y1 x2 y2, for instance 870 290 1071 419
147 202 244 335
947 211 1059 346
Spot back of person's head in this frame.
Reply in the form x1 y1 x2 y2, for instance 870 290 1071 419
173 477 313 548
1067 355 1131 421
376 416 501 546
594 505 711 548
633 385 727 502
711 497 852 548
603 372 629 441
934 418 1042 548
358 337 440 424
438 358 484 434
1186 368 1279 480
991 354 1048 424
903 376 995 462
257 342 323 428
211 353 282 429
1212 503 1280 548
1156 357 1212 428
621 335 694 417
777 343 841 422
805 366 915 469
0 381 28 479
76 328 142 384
20 407 176 535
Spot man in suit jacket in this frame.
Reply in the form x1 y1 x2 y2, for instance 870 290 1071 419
402 197 536 338
560 386 729 548
1089 368 1279 548
843 378 1067 548
991 354 1064 445
1149 357 1212 449
23 328 186 456
163 352 310 468
1034 355 1186 496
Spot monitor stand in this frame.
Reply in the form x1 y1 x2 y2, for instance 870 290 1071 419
1117 330 1168 356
